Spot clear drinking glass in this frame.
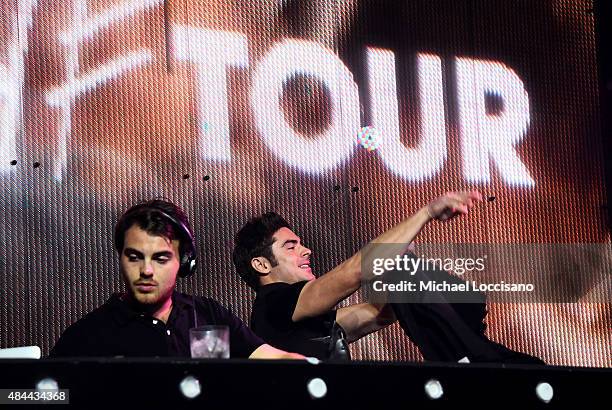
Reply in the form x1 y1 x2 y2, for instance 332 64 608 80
189 325 230 358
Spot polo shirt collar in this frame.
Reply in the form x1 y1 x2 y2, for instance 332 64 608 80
109 291 193 326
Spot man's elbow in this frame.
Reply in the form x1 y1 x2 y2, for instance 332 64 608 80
340 256 362 291
249 344 305 360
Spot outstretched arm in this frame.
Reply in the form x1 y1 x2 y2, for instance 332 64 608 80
292 191 482 322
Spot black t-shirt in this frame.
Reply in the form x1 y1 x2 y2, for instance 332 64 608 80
251 281 337 359
49 292 264 358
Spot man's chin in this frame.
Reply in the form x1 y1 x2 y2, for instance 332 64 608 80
130 289 161 305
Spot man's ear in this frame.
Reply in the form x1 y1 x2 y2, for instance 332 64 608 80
251 257 272 275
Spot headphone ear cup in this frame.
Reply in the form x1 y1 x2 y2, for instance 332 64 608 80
179 252 197 278
187 257 197 277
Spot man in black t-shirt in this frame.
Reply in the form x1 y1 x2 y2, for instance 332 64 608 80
233 192 482 360
251 281 340 359
233 192 545 364
50 200 302 359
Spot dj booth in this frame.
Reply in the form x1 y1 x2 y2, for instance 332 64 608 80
0 359 609 408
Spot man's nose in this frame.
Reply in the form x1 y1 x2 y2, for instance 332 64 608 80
301 246 312 257
140 261 154 277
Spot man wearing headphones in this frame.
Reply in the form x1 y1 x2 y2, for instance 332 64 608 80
50 200 301 359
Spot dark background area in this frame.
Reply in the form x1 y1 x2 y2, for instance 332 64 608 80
595 0 612 233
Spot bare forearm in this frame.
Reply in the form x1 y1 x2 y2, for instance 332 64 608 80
372 207 432 245
358 207 431 280
249 344 305 360
336 303 397 343
356 191 481 280
318 207 430 287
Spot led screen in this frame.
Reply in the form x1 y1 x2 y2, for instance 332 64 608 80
0 0 610 366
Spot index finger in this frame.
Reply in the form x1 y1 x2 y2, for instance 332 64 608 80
461 190 483 202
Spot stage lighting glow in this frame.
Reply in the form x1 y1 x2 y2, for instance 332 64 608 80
357 126 382 152
35 378 59 393
424 379 444 400
179 375 202 399
535 382 554 403
307 378 327 399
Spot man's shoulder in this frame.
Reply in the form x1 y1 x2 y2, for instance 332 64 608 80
256 280 309 299
174 292 238 324
174 291 224 310
49 295 121 357
251 281 310 326
61 295 121 334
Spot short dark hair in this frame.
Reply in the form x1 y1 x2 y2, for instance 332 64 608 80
232 212 291 290
114 199 194 258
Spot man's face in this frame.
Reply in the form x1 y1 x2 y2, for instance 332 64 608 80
268 227 315 283
120 225 181 307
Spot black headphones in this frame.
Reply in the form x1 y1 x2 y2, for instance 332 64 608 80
116 203 198 278
155 208 197 278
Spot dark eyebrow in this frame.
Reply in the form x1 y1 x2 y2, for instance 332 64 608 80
282 239 299 248
152 251 174 258
124 248 143 257
123 249 174 258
